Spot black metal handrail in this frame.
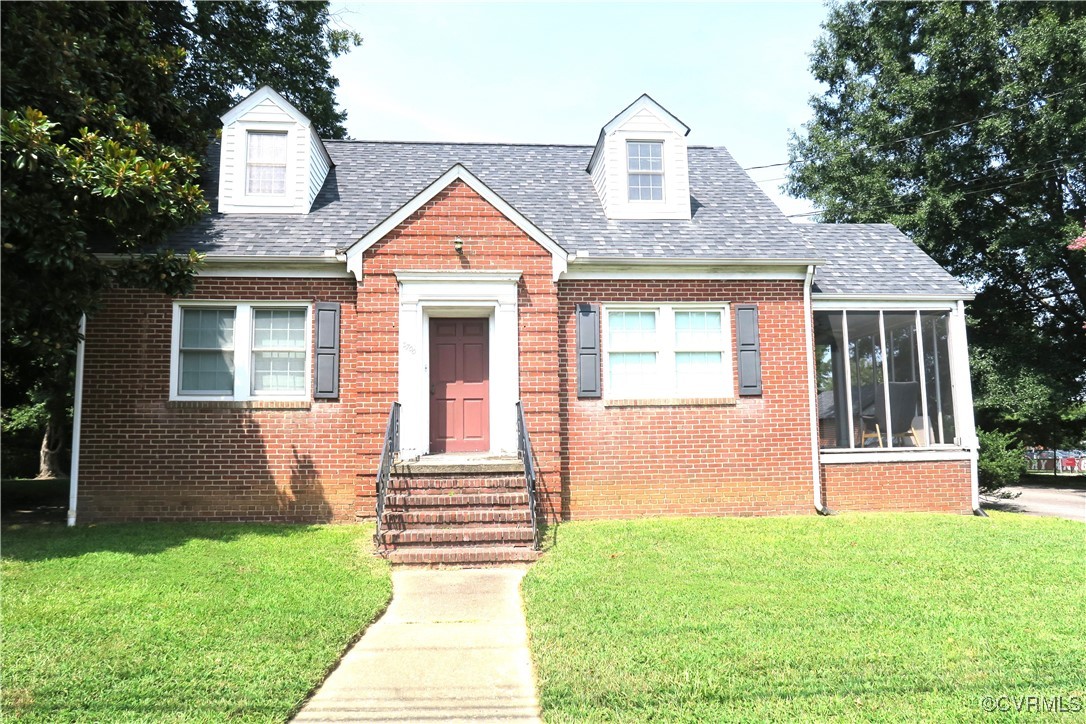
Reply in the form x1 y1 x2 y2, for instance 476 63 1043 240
515 400 540 550
374 402 400 540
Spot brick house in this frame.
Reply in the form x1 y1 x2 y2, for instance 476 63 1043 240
70 88 981 562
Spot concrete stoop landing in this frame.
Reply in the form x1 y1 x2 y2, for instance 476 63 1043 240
376 455 541 565
292 568 541 723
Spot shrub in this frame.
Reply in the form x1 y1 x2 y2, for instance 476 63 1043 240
977 428 1028 492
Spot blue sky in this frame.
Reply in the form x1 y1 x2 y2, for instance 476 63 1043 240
328 1 829 217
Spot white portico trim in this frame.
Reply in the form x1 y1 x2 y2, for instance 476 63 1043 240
346 165 568 281
395 270 522 459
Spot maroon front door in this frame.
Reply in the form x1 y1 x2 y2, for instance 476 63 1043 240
429 318 489 453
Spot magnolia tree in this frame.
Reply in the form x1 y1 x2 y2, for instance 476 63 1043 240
0 1 360 477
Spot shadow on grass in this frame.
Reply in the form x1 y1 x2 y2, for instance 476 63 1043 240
0 522 331 564
1 478 68 526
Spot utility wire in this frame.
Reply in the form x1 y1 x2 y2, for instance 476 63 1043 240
742 81 1086 171
785 165 1068 218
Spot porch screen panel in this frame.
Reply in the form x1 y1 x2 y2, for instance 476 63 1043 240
847 312 884 446
179 308 235 394
920 311 956 444
813 311 850 448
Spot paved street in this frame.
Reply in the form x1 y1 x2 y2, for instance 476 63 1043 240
982 481 1085 523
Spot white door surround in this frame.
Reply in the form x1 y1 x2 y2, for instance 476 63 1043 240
396 271 521 458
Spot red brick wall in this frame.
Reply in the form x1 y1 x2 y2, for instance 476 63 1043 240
78 180 970 522
79 278 360 522
820 460 973 513
556 280 816 518
356 180 562 519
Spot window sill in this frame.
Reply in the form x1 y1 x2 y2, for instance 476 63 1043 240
604 397 737 408
166 399 312 410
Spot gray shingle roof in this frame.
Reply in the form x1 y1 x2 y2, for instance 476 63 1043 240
800 223 969 297
172 140 968 298
171 141 813 261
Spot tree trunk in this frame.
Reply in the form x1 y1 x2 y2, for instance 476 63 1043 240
36 413 66 480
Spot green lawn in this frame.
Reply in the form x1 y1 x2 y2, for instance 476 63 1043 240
523 513 1086 722
2 523 391 722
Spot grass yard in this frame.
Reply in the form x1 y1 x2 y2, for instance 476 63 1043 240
523 513 1086 722
2 523 391 722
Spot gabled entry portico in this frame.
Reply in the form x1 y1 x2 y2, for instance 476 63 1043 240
396 271 521 459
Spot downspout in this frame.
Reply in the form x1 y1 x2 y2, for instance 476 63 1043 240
957 299 987 517
804 265 832 515
67 315 87 527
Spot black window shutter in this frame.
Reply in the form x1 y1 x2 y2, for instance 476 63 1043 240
313 302 341 399
735 304 762 396
576 303 601 398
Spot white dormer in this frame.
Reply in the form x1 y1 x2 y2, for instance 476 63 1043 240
217 86 332 215
587 94 691 220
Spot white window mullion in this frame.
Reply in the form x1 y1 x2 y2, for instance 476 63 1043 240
234 304 253 399
660 308 676 397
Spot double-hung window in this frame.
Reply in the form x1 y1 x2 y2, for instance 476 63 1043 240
173 303 310 400
605 305 731 400
627 141 664 201
246 131 288 195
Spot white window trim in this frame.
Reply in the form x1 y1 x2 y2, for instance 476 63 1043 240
603 303 733 401
626 140 665 203
245 130 289 197
170 301 312 402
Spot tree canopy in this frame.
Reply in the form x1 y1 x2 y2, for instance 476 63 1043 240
0 1 360 476
788 1 1086 445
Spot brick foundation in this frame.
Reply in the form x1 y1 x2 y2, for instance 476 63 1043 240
820 459 973 513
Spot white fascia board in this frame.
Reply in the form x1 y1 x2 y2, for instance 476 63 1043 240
561 256 822 280
220 86 311 127
95 253 353 279
587 94 691 173
812 293 972 309
345 164 568 282
198 255 350 278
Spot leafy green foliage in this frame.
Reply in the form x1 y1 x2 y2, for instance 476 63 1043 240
524 515 1085 721
173 1 362 139
977 428 1029 491
2 523 391 722
0 1 360 474
788 2 1086 440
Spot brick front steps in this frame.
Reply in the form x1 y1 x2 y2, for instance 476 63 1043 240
377 458 540 565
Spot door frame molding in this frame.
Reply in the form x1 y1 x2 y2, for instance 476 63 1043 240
395 270 521 458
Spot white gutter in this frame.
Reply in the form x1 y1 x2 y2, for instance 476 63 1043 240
567 256 826 267
67 315 87 527
812 292 976 303
803 264 831 515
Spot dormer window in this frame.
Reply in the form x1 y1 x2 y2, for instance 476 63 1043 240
627 141 664 201
246 131 288 195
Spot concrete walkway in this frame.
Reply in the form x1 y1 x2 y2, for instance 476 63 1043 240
293 567 541 723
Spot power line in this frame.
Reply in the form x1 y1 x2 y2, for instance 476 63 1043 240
785 165 1068 218
742 81 1086 172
